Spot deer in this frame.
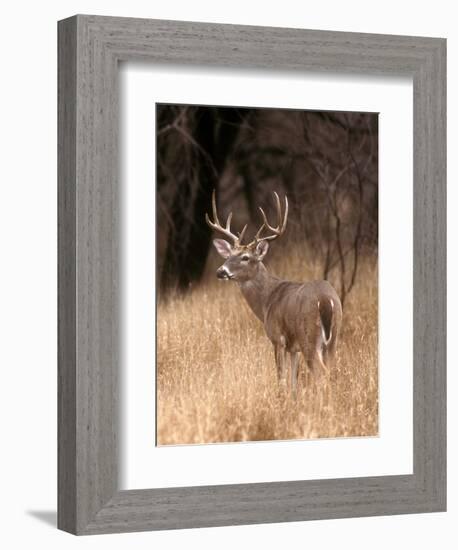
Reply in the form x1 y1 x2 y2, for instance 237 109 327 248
206 190 342 395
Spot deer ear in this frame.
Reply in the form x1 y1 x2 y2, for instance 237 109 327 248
255 240 269 260
213 239 232 259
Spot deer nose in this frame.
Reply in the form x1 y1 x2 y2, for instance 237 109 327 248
217 266 231 280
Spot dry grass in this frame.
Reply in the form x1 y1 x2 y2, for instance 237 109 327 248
157 247 378 445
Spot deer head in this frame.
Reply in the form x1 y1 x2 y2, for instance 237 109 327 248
206 190 288 282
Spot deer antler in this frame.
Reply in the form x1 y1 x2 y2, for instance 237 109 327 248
247 192 288 247
205 190 247 247
206 190 288 248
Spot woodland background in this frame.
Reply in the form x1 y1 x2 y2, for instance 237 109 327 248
157 104 378 306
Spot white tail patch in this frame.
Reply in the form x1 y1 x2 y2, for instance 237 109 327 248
318 298 334 347
321 326 332 347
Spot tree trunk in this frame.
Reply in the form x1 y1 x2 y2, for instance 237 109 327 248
160 107 245 291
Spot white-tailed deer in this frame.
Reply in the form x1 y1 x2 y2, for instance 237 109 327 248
206 191 342 394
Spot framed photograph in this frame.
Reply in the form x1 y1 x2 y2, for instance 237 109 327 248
155 103 379 447
58 15 446 535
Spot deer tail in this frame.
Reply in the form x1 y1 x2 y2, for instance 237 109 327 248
318 297 334 347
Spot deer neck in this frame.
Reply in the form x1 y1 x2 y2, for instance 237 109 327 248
239 263 277 322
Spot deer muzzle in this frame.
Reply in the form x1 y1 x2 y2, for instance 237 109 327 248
216 266 233 280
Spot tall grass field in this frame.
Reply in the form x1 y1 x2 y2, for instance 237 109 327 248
157 247 378 445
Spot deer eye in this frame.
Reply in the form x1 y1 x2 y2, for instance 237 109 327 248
240 255 250 262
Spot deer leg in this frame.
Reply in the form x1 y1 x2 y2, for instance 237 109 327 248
274 338 287 387
314 344 329 378
326 333 339 371
290 352 300 397
299 349 314 387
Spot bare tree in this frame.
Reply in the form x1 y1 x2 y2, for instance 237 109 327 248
157 105 249 290
156 105 378 303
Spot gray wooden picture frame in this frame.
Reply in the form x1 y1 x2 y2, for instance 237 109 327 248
58 14 446 535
